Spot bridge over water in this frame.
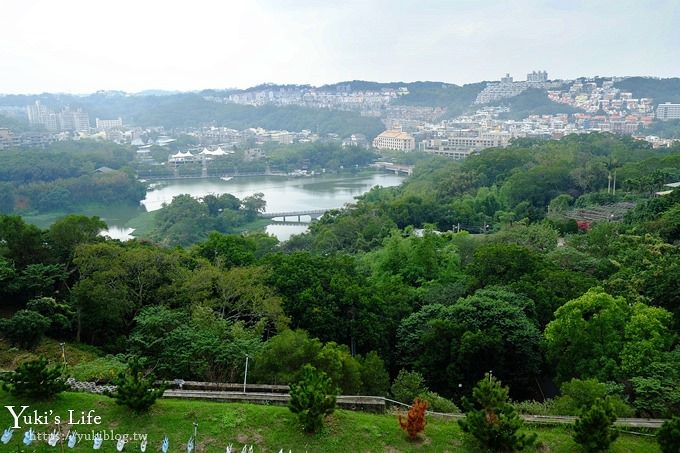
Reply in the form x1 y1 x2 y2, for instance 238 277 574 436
370 162 414 175
260 209 329 223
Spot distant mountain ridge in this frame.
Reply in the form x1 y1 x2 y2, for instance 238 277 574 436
2 77 678 139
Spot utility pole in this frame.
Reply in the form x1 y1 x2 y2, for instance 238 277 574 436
243 355 249 393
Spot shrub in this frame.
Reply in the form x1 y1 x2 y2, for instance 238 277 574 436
658 416 680 453
1 356 68 399
0 310 51 349
398 398 428 440
288 364 338 433
391 369 427 404
573 397 619 452
105 357 165 413
554 378 634 417
459 373 537 452
418 390 459 413
512 399 555 416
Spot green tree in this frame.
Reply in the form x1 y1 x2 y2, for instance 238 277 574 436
629 351 680 418
153 194 210 246
241 192 266 221
47 214 106 264
26 296 75 338
465 243 542 288
391 369 427 404
1 357 68 399
0 309 51 349
544 288 628 384
459 373 537 452
573 398 619 452
251 329 322 385
553 378 633 417
620 303 675 379
106 357 166 413
315 341 362 395
0 215 50 268
658 416 680 453
288 364 338 433
193 232 257 268
396 287 542 399
264 252 386 354
359 351 390 397
182 264 288 333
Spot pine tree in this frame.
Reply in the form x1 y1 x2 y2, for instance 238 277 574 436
459 373 537 452
573 397 619 452
1 356 68 400
658 416 680 453
106 357 165 414
288 364 338 433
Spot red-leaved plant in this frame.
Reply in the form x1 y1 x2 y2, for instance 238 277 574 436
398 398 428 439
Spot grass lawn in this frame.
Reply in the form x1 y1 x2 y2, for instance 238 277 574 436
0 390 660 452
19 203 146 231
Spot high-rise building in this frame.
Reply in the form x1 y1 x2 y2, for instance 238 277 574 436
527 70 548 83
26 102 90 132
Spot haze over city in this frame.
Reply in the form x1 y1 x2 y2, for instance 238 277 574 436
1 0 678 95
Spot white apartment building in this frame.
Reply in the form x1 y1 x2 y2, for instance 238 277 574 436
656 103 680 120
419 131 511 159
372 130 415 151
96 118 123 130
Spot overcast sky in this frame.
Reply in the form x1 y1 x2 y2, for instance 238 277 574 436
1 0 678 94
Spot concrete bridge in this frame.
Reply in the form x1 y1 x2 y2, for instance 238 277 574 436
370 161 414 175
260 209 329 222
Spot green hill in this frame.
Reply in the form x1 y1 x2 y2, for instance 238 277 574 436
615 77 680 104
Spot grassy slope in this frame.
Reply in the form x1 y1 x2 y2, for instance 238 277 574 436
0 338 100 372
19 202 147 231
0 390 660 453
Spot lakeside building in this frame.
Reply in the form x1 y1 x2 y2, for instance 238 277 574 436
372 130 416 151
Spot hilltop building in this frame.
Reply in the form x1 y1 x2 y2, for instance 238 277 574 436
372 130 415 151
527 70 548 83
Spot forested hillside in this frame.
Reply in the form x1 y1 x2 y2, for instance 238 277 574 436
615 77 680 104
1 133 679 419
0 140 144 214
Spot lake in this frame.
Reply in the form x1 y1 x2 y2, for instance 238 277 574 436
103 172 405 241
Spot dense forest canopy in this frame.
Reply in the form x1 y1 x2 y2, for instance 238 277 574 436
1 133 680 418
0 140 144 214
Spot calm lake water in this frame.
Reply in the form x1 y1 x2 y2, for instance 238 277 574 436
105 172 405 241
